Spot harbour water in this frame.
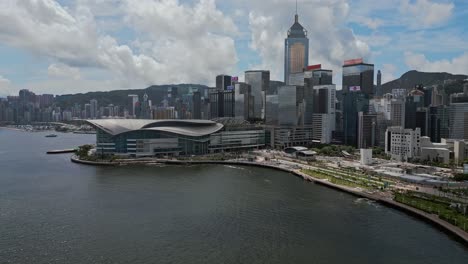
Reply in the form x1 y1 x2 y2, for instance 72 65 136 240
0 128 467 263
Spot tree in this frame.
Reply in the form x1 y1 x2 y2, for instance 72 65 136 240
76 145 93 159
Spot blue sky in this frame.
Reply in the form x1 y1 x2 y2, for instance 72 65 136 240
0 0 467 96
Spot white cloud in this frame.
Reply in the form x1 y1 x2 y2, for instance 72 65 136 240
381 64 397 83
350 16 383 30
246 0 371 81
122 0 239 86
400 0 454 28
48 63 81 80
404 52 468 74
0 0 239 93
0 75 16 97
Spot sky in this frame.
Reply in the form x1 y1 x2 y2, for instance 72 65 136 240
0 0 467 96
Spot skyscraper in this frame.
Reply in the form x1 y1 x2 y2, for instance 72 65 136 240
284 11 309 84
376 70 382 96
342 58 374 95
90 99 98 119
278 85 299 126
341 58 374 146
405 88 427 136
216 75 232 91
209 75 235 119
311 85 336 144
192 91 202 119
358 112 377 149
234 82 252 120
245 70 270 121
127 95 139 118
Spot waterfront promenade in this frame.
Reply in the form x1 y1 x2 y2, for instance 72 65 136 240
70 155 468 245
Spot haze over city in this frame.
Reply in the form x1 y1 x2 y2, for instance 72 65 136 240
0 0 467 96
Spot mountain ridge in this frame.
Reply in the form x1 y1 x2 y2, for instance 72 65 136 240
381 70 467 94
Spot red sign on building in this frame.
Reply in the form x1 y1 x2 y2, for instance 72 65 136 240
344 58 363 66
306 64 322 70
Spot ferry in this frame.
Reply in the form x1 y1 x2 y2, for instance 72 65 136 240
45 134 58 138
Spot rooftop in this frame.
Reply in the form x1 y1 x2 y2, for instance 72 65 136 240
86 119 224 137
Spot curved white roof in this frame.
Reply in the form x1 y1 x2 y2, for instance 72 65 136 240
86 119 223 137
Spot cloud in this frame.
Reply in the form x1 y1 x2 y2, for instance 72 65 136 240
123 0 239 86
48 63 81 80
404 52 468 75
0 0 239 92
350 16 383 30
0 75 16 97
381 64 397 83
246 0 371 81
400 0 454 28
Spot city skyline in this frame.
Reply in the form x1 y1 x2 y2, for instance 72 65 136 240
0 0 467 97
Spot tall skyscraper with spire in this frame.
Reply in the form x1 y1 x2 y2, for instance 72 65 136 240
284 5 309 84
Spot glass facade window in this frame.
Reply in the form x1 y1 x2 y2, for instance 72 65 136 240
245 71 269 121
266 95 279 125
209 130 266 151
284 15 309 84
278 86 298 126
342 63 374 95
234 83 251 120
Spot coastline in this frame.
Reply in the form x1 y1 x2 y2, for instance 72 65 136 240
70 155 468 246
0 126 25 132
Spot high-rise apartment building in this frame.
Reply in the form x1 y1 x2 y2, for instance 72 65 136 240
127 95 139 118
90 99 98 119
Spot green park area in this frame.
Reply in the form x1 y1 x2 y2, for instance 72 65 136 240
394 192 468 232
301 167 392 190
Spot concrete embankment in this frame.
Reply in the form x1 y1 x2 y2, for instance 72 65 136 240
70 156 468 245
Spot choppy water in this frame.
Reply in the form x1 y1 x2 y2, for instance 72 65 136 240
0 128 467 263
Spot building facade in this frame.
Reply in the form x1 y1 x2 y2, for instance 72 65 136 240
87 119 268 157
449 102 468 140
245 70 269 121
341 59 374 147
358 112 377 149
385 127 421 162
284 14 309 84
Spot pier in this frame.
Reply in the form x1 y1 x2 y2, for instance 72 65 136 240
46 149 76 154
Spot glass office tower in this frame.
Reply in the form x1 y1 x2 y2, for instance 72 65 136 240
284 14 309 84
266 95 279 125
234 82 251 120
342 61 374 95
216 75 232 90
278 85 299 126
245 70 270 121
342 59 374 147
